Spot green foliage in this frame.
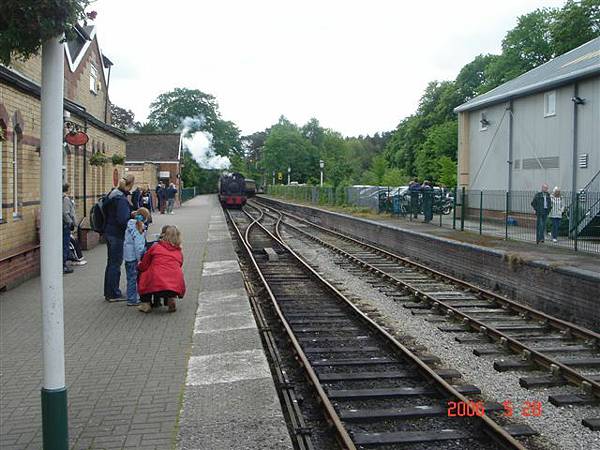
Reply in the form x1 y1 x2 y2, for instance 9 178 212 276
262 119 319 184
89 152 107 166
110 104 136 130
437 156 457 187
111 153 125 165
550 0 600 55
148 88 219 133
0 0 94 65
382 168 408 187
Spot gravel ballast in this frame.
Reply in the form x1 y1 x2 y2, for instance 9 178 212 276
284 230 600 450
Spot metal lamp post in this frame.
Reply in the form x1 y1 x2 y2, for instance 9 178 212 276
287 166 291 185
319 160 324 187
40 36 69 450
272 171 275 185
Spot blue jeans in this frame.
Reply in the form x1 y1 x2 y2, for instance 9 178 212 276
536 212 548 243
104 234 124 299
125 261 139 304
551 217 561 240
167 198 175 214
63 225 71 267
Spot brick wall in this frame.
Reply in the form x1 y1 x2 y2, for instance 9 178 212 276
261 197 600 330
0 84 125 290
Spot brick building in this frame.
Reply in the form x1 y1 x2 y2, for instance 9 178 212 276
125 133 183 202
0 25 126 290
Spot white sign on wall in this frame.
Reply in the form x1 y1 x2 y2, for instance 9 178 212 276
159 171 170 178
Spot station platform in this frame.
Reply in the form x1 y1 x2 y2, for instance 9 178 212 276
0 195 292 450
258 195 600 330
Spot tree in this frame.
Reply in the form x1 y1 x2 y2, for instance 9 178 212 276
550 0 600 56
110 104 136 130
0 0 95 65
382 168 408 187
437 156 457 187
147 88 219 133
262 122 318 183
212 119 243 157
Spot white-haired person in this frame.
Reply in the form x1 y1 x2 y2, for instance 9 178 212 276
549 187 564 243
531 184 552 244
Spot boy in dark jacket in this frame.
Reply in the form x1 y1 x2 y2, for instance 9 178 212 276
531 184 552 244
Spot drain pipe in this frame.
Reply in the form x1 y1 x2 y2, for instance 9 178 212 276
40 36 69 449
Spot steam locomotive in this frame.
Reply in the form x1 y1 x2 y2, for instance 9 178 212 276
218 172 257 208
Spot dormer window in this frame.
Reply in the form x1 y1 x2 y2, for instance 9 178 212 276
90 63 98 94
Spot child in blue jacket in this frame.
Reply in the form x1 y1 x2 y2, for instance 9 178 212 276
123 208 150 305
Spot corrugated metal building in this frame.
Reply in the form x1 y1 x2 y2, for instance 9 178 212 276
455 37 600 194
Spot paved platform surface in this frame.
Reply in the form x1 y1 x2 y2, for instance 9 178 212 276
176 208 292 450
0 194 292 450
260 195 600 278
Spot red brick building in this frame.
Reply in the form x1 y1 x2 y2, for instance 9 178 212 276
1 25 126 290
125 133 183 202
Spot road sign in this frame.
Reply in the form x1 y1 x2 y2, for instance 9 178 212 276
277 172 283 180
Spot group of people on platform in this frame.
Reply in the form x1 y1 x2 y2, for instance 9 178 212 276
130 182 178 215
408 178 437 223
532 184 565 244
61 175 185 313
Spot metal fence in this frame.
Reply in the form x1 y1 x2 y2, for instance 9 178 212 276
181 187 197 203
265 185 600 255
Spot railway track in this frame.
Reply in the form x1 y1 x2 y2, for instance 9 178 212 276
250 199 600 432
226 206 538 450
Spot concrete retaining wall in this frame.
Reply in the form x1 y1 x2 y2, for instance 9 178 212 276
259 196 600 331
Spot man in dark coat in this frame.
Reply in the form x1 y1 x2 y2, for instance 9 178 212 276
103 175 135 301
408 178 421 218
421 181 434 223
531 183 552 244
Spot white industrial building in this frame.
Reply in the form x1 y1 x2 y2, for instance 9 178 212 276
455 37 599 194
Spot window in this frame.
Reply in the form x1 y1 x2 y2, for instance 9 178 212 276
544 91 556 117
89 63 98 94
12 124 20 217
479 111 489 131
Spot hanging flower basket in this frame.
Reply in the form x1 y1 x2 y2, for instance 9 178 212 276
111 153 125 166
90 152 108 166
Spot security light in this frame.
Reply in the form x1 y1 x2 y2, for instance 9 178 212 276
480 118 490 127
571 96 586 105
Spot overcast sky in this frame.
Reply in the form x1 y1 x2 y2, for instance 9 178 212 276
93 0 561 136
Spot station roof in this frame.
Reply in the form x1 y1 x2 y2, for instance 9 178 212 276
455 37 600 113
126 133 182 162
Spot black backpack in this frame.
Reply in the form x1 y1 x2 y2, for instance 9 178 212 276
90 191 112 233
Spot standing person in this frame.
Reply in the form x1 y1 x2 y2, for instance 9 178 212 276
103 174 135 301
62 183 75 274
131 185 142 210
155 183 163 213
409 178 421 219
166 183 178 215
158 182 167 214
549 187 564 243
531 183 552 244
123 207 150 306
421 181 433 223
137 225 186 313
140 185 154 212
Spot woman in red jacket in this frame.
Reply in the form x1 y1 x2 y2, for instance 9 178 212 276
137 225 186 313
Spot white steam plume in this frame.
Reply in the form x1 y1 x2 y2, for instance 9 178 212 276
181 115 231 170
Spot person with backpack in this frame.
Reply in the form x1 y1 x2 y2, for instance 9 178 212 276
103 174 135 301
